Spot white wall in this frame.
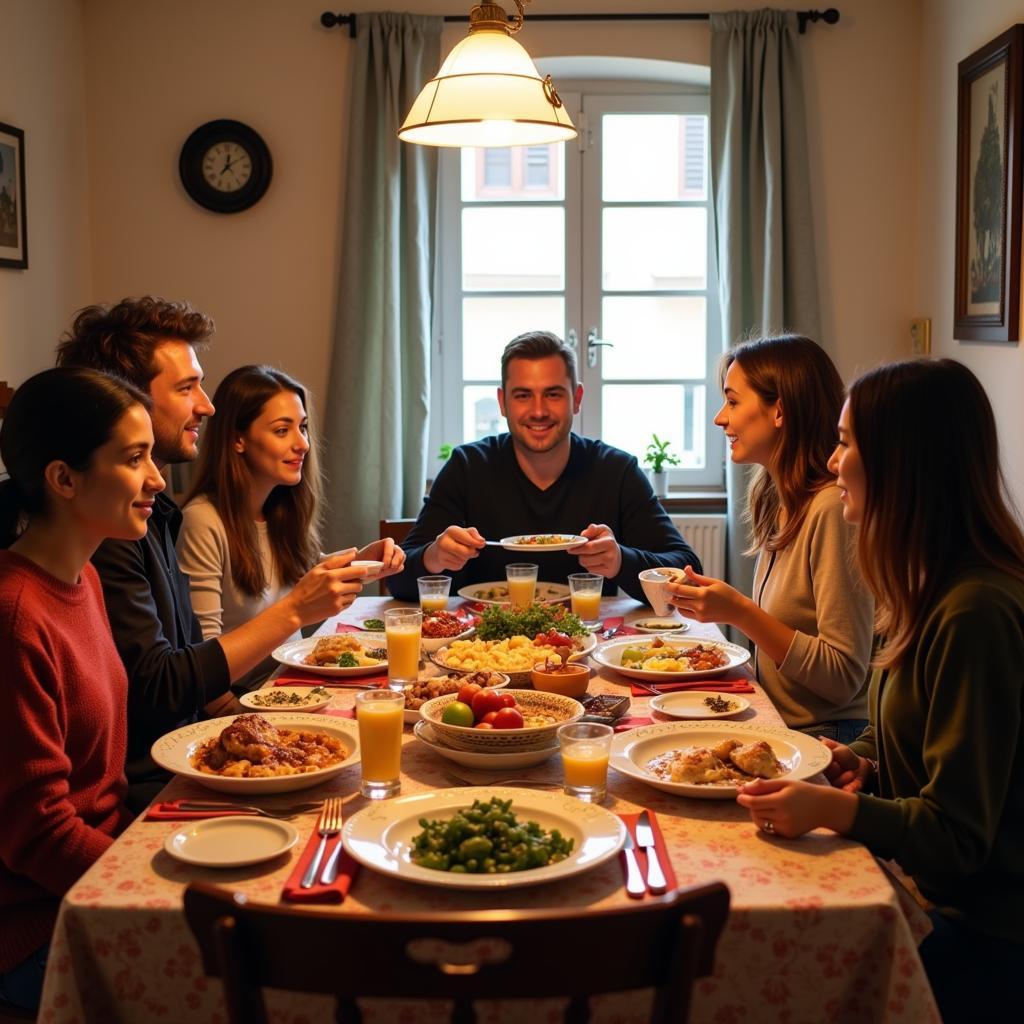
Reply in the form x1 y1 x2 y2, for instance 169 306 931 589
917 0 1024 508
0 0 91 387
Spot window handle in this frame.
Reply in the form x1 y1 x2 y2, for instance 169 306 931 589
586 327 614 368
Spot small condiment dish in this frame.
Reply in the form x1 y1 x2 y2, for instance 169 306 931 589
530 660 590 698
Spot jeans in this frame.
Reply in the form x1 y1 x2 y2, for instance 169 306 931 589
0 943 49 1012
794 719 868 745
919 910 1024 1021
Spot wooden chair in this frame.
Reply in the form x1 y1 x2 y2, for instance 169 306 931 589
0 380 13 421
184 880 730 1024
378 517 417 595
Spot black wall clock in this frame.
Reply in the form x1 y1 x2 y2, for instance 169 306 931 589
179 119 272 214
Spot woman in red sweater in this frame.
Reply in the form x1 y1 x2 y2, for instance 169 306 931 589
0 367 165 1012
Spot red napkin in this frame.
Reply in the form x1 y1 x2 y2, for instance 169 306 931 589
281 828 359 904
599 617 642 638
618 810 677 897
323 707 356 720
613 715 653 732
144 800 248 821
629 674 755 697
274 671 389 688
334 623 363 634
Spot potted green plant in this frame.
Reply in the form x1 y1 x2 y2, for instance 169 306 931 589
643 434 680 497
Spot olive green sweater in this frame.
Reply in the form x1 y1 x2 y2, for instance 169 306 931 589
848 566 1024 940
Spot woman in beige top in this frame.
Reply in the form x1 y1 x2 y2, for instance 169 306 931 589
667 335 873 740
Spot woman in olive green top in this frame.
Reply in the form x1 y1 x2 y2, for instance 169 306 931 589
737 358 1024 1022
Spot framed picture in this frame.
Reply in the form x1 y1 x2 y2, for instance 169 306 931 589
954 26 1024 342
0 122 27 270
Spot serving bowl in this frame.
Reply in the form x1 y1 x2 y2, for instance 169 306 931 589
419 689 584 752
430 632 597 687
530 660 590 698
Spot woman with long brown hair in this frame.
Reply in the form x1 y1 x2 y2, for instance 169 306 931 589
177 365 403 690
737 358 1024 1021
667 335 874 738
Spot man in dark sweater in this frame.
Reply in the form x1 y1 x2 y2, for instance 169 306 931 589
56 298 371 809
389 331 700 604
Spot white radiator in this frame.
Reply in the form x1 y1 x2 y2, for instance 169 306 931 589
671 515 727 581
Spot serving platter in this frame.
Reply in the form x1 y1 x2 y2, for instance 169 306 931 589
593 636 750 681
272 632 388 678
609 720 831 800
343 786 625 889
164 817 299 867
456 582 570 606
151 713 361 794
413 720 559 768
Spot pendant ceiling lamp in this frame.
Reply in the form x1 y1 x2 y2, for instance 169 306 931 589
398 1 577 148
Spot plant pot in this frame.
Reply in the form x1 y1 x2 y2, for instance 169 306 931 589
649 469 668 498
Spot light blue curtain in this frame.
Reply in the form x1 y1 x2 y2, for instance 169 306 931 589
322 12 443 548
709 9 823 595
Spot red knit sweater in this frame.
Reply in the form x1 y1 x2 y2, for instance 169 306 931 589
0 551 131 971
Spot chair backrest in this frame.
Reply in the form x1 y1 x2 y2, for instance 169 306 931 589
184 880 730 1024
378 517 417 595
0 380 13 421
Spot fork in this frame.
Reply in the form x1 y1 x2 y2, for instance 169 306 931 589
301 798 343 889
176 800 321 820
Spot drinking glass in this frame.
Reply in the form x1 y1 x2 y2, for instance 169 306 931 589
384 608 422 692
505 563 538 609
558 722 613 803
568 572 603 627
417 575 452 612
355 689 404 799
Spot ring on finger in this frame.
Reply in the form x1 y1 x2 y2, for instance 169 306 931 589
760 819 775 834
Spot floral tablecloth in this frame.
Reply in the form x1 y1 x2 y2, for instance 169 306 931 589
37 598 939 1023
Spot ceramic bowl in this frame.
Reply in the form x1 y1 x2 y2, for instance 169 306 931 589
530 661 591 698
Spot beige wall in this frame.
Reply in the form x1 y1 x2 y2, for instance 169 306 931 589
0 0 90 387
917 0 1024 508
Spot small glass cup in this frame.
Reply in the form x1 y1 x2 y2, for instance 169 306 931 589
505 562 539 610
568 572 603 627
417 575 452 613
558 722 613 803
355 689 404 799
384 608 422 692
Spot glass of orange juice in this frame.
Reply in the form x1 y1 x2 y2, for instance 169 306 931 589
505 563 538 609
568 572 603 627
355 689 404 799
558 722 613 803
384 608 422 692
417 575 451 612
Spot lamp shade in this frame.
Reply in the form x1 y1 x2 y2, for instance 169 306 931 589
398 27 577 148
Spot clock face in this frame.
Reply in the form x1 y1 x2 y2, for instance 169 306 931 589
201 142 253 192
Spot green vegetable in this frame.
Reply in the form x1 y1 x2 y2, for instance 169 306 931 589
362 618 385 631
475 603 588 641
336 652 359 667
409 797 574 874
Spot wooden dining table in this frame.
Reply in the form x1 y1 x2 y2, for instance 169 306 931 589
36 595 940 1023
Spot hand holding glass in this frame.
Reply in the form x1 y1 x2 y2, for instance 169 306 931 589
558 722 613 803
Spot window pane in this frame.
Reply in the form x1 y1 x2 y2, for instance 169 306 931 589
461 144 564 201
601 384 706 470
602 114 707 202
463 207 565 291
600 297 706 380
603 207 706 291
463 384 503 443
462 296 565 380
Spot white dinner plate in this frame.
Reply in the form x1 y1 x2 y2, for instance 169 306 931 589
649 691 751 720
629 617 690 634
412 720 559 768
239 686 333 713
593 636 750 681
457 582 570 606
498 534 588 552
343 786 625 889
272 632 388 678
610 720 831 800
151 713 361 794
164 816 299 867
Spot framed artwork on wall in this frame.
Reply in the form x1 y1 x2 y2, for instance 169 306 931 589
0 121 27 270
954 26 1023 342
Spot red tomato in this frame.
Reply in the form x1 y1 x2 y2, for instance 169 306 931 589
492 707 525 730
481 711 499 725
457 682 483 706
497 692 518 708
471 689 504 722
474 721 494 730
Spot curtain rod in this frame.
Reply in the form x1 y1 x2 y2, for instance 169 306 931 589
320 9 841 39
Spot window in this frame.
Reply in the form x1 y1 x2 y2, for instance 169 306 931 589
432 90 721 488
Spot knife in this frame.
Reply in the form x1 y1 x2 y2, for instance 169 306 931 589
320 838 344 885
621 831 646 898
635 810 668 894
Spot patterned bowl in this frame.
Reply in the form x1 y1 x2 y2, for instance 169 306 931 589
419 689 584 752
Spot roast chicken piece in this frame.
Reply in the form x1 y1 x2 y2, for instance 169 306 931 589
218 713 303 766
728 740 784 779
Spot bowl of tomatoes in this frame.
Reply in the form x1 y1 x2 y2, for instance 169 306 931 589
419 687 585 752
